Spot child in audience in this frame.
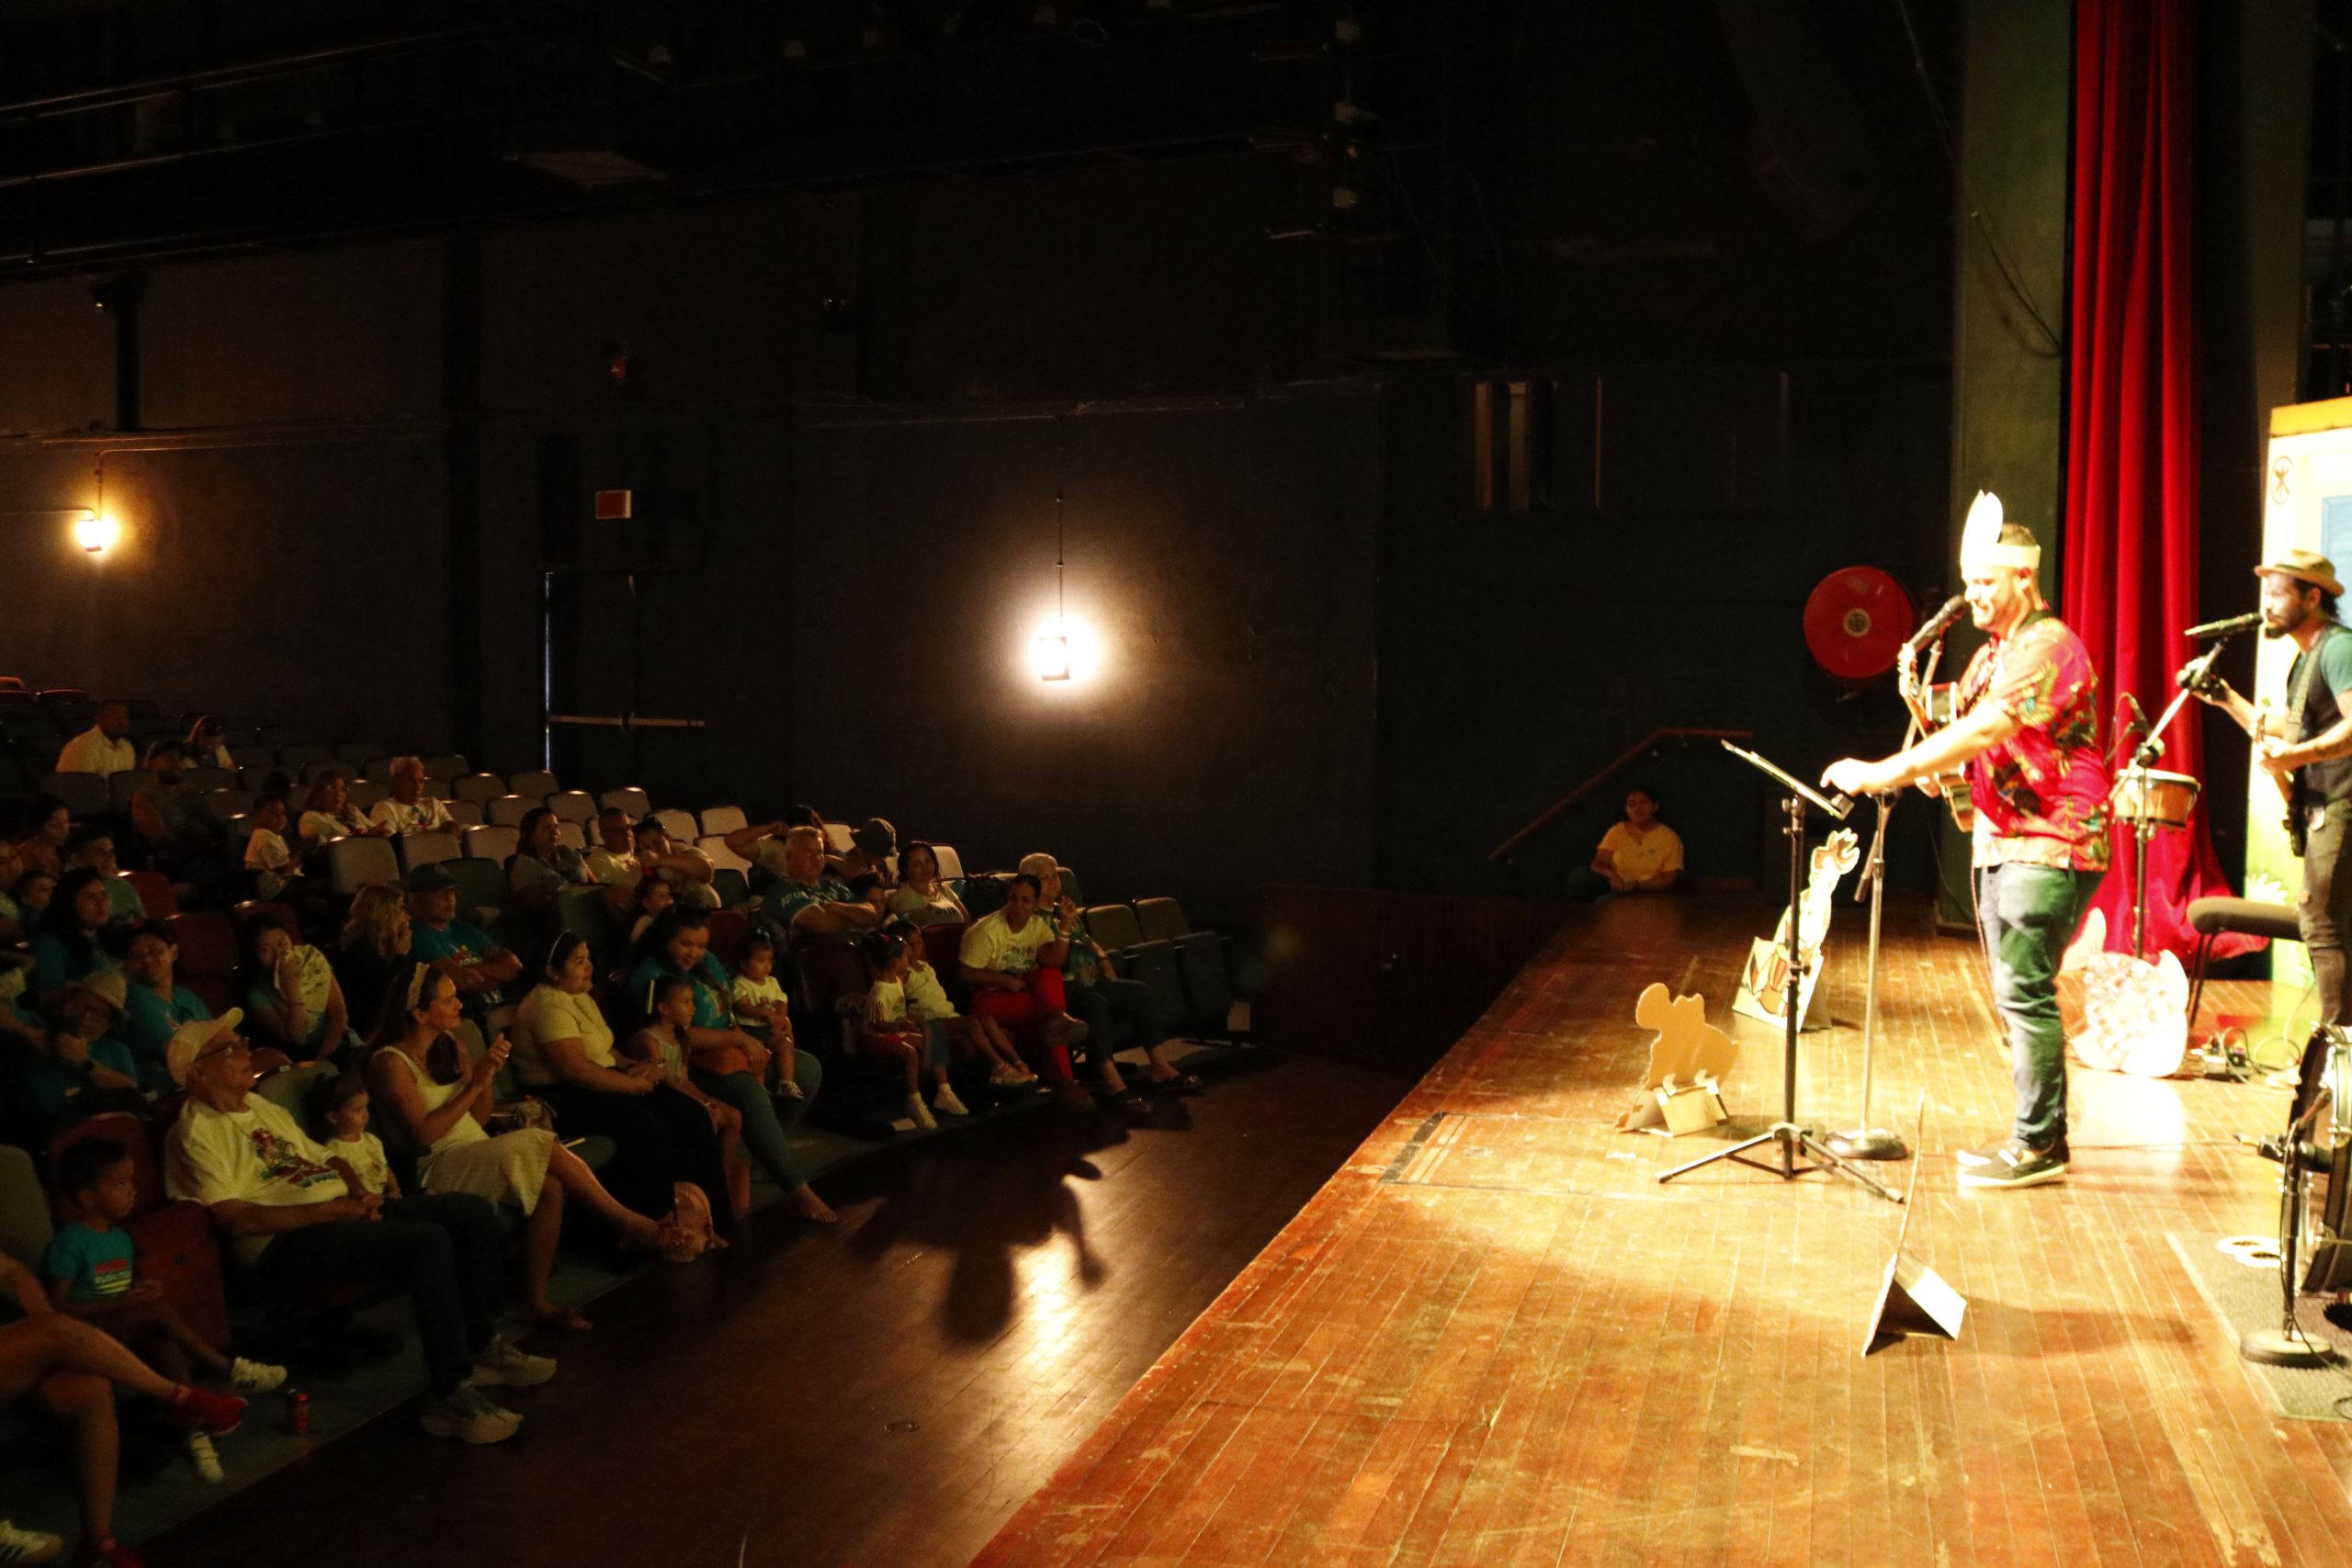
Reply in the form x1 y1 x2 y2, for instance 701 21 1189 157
861 932 967 1130
313 1072 399 1197
243 793 298 899
891 918 1032 1087
728 931 802 1099
41 1137 284 1482
12 867 52 925
625 975 744 1199
627 875 674 946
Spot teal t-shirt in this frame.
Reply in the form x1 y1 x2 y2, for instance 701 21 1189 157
0 1026 141 1122
40 1220 134 1302
762 874 856 945
622 955 733 1031
119 983 209 1096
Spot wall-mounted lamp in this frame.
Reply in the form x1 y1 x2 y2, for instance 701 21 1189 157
1032 415 1078 682
74 512 120 555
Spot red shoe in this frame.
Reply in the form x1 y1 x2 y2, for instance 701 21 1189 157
168 1383 245 1436
72 1539 147 1567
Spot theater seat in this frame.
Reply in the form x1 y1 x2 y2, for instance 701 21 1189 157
451 773 505 806
487 794 537 827
707 909 751 972
397 829 461 871
1084 904 1146 953
443 857 507 928
654 808 697 844
547 790 597 823
327 835 401 897
117 869 177 919
1134 897 1189 942
462 825 518 863
508 770 560 798
700 806 749 839
168 911 240 1011
599 787 650 819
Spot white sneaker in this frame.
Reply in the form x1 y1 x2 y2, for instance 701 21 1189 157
932 1083 970 1117
0 1517 63 1564
419 1384 522 1444
186 1430 224 1483
906 1093 937 1131
229 1356 287 1393
468 1337 557 1388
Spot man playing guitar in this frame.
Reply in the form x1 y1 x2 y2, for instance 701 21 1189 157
1822 493 2109 1190
2193 549 2352 1023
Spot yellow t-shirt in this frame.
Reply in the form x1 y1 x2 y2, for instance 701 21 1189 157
1598 822 1683 886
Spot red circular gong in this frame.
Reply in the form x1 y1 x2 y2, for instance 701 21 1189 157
1804 567 1917 682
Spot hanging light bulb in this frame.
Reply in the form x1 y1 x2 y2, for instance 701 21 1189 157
1034 415 1074 682
74 511 120 556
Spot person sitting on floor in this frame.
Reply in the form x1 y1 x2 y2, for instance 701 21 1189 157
242 911 353 1064
368 961 677 1332
41 1136 287 1484
162 1009 552 1445
333 882 411 1048
959 874 1091 1106
0 1247 248 1568
115 919 211 1096
54 702 135 779
62 825 141 926
1568 785 1683 901
887 840 968 928
623 908 834 1223
298 770 389 861
367 756 454 837
760 825 884 950
513 932 739 1231
403 864 521 1013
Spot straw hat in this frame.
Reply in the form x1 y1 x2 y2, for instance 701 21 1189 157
2256 547 2346 599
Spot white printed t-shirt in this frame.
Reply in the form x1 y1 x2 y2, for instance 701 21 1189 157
164 1095 352 1266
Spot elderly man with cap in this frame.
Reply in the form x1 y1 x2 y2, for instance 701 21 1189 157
2196 547 2352 1021
161 1010 552 1444
1824 493 2110 1190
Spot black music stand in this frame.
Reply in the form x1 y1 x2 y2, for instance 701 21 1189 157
1659 741 1902 1203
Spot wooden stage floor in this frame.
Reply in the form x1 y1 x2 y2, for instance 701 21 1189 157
977 895 2349 1568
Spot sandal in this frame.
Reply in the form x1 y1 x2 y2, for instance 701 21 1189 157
1146 1069 1204 1092
1103 1089 1150 1115
533 1305 594 1332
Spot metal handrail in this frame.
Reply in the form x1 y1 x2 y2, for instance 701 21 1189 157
1486 727 1755 863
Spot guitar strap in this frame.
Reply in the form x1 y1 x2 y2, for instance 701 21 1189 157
2287 623 2346 829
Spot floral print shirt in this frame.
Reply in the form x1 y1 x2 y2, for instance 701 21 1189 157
1958 612 2112 872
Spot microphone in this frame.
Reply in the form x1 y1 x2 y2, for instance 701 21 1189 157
2121 693 2150 738
1904 595 1966 653
2184 610 2263 640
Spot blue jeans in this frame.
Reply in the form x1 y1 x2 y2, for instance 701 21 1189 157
1975 862 2100 1148
693 1048 821 1191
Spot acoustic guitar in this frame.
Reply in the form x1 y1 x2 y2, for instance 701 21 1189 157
1748 829 1861 1021
2254 705 2306 855
1894 640 1977 832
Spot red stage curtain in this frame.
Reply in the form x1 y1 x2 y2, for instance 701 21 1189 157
2061 0 2253 961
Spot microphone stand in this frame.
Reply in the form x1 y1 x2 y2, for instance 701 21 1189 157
2105 633 2235 959
1827 705 1920 1162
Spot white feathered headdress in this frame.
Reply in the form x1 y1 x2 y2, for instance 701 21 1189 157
1959 490 2040 573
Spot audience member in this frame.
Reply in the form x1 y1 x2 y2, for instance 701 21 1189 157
2 971 140 1134
615 975 749 1219
367 757 454 836
505 806 591 931
511 932 737 1230
129 742 233 902
311 1074 396 1197
28 869 118 1008
116 920 211 1095
837 818 897 886
1023 853 1200 1097
242 911 352 1063
859 931 968 1129
243 794 300 900
181 715 235 772
10 868 53 930
959 874 1091 1106
16 795 71 880
623 908 834 1223
760 825 882 949
623 874 674 948
334 882 411 1043
0 840 25 945
890 918 1031 1087
402 865 521 1012
725 931 801 1099
887 840 968 927
62 825 141 924
54 702 135 778
631 818 718 910
582 807 641 887
162 1010 551 1443
298 771 389 859
1569 784 1683 900
41 1136 287 1483
0 1247 247 1567
368 962 673 1331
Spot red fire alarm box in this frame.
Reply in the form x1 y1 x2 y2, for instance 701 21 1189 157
594 489 633 521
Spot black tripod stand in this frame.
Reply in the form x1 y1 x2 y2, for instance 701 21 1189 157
1659 742 1902 1203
